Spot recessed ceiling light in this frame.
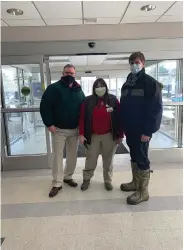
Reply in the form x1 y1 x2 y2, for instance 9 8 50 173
7 8 24 16
141 4 156 11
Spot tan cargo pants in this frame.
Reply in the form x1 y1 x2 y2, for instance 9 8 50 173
83 133 117 183
52 128 78 188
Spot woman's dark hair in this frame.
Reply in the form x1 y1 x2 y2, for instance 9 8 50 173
92 78 108 95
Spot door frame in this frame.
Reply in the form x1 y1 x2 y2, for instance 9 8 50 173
1 55 52 170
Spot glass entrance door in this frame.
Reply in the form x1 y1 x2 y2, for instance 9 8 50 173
1 56 51 170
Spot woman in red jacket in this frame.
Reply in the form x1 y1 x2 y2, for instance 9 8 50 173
79 78 123 191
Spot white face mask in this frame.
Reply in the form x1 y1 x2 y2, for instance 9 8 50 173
130 64 143 74
95 87 106 97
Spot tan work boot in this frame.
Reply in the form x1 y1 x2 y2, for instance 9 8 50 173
104 182 113 191
120 162 137 192
126 168 150 205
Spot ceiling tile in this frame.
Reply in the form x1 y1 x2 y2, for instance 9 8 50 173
1 20 8 26
158 15 183 22
70 56 87 66
1 1 40 20
35 1 82 19
107 54 131 58
87 55 106 65
4 19 45 27
45 18 82 26
83 1 129 18
103 60 119 65
50 56 69 61
164 1 183 16
50 61 70 67
84 18 120 25
123 15 159 23
122 1 175 21
118 60 129 64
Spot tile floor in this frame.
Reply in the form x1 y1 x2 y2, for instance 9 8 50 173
1 156 183 250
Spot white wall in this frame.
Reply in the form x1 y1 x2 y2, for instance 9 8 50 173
1 22 182 42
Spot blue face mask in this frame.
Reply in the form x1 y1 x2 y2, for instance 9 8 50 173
130 64 143 74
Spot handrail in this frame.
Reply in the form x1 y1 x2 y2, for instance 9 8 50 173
1 108 40 113
1 103 183 113
163 102 183 106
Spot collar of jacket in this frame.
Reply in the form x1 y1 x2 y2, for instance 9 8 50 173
124 68 145 87
59 79 81 89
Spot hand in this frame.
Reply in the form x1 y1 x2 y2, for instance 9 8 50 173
116 138 123 145
141 135 150 142
79 135 87 144
48 125 57 133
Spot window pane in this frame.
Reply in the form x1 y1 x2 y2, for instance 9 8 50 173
5 112 47 155
104 78 110 89
2 64 43 108
158 60 177 103
145 64 157 79
80 77 96 96
117 78 126 99
109 78 116 95
150 106 178 148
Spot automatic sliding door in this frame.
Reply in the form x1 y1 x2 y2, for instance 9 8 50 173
1 56 51 170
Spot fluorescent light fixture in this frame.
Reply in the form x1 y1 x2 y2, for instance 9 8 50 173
7 8 23 16
141 5 156 11
106 54 131 59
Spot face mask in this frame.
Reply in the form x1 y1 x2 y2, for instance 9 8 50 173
95 87 106 97
130 64 143 74
62 75 75 84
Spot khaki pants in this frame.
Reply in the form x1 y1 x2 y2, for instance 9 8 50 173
83 133 117 183
52 128 78 188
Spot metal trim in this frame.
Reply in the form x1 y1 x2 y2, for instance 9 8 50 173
1 55 44 65
163 102 183 106
43 58 52 167
1 108 40 113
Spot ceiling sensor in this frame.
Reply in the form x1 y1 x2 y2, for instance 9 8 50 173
141 4 156 11
7 8 24 16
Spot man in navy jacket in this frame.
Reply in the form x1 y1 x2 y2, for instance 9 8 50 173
120 52 163 205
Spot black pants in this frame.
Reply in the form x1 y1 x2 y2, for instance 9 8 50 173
126 132 150 170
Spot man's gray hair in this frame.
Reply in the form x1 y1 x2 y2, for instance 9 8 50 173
63 64 76 70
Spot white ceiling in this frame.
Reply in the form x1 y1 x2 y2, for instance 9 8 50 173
49 54 131 67
1 1 183 27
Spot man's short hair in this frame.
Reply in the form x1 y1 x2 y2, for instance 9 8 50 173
63 64 76 71
129 52 145 64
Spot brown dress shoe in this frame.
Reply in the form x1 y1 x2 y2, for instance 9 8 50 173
49 186 62 198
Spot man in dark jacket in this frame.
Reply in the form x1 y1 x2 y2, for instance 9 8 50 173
40 64 85 197
120 52 163 205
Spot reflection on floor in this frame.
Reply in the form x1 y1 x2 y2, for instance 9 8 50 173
1 156 183 250
10 127 178 155
151 132 177 148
